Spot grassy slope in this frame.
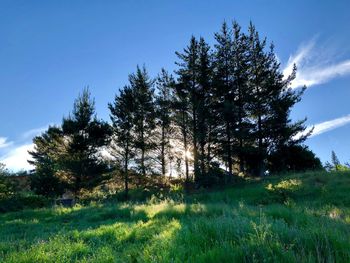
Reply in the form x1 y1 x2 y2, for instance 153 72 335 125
0 171 350 263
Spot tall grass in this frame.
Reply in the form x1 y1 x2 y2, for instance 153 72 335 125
0 171 349 262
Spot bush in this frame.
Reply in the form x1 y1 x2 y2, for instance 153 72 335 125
0 193 51 213
0 175 14 199
30 170 65 198
0 164 15 198
268 145 323 173
196 162 229 187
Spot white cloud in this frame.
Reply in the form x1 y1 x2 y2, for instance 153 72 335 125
283 39 350 89
20 124 53 140
0 137 12 149
283 39 315 78
296 114 350 140
0 143 34 171
0 125 54 171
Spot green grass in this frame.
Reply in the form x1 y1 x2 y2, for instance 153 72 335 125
1 171 350 262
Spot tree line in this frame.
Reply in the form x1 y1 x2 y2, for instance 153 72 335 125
28 22 322 199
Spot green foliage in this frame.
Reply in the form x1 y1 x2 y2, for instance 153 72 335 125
324 151 350 172
0 171 350 262
155 69 175 176
0 193 51 213
130 66 157 177
26 21 319 198
268 145 323 173
61 88 112 195
172 21 308 179
109 85 136 199
331 150 340 167
195 161 230 187
0 163 13 199
29 89 112 198
29 127 65 197
334 164 350 171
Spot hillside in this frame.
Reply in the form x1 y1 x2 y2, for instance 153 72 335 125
0 171 350 262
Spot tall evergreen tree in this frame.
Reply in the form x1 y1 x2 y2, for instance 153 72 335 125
246 22 309 176
268 64 309 167
197 37 213 176
213 22 235 175
108 86 135 199
246 23 275 176
61 88 112 196
28 126 65 197
331 150 340 167
231 21 250 173
155 69 175 176
176 36 202 181
172 81 191 181
130 66 156 177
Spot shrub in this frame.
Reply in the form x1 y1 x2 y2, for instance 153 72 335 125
0 193 51 213
268 145 323 173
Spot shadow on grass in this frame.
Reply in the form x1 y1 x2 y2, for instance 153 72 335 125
1 200 350 262
0 203 149 258
1 171 350 262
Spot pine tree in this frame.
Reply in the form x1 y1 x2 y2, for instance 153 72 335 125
213 22 235 176
155 69 175 176
267 62 309 170
61 88 112 197
28 126 65 197
246 22 309 176
246 23 275 176
231 21 250 173
172 80 191 181
108 85 135 199
331 150 340 167
130 66 156 177
197 37 213 176
176 36 204 181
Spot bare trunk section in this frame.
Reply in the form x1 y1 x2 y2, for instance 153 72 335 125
161 125 166 176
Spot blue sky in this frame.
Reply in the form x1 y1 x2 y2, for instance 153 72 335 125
1 0 350 170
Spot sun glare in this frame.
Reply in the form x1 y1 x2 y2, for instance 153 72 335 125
184 150 193 160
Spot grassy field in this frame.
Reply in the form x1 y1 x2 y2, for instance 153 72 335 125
0 171 350 262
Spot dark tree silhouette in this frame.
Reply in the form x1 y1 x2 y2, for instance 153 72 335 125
213 22 235 176
28 126 65 197
155 69 175 176
28 20 314 195
130 66 156 177
61 88 112 196
109 86 135 199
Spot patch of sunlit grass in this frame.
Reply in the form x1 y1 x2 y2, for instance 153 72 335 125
0 171 350 262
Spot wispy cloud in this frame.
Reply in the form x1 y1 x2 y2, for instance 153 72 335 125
283 39 350 89
20 125 50 140
0 124 52 171
0 143 34 171
0 137 12 149
296 114 350 140
283 39 315 78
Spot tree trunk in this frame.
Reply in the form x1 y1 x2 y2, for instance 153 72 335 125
200 142 205 175
182 111 189 182
141 148 145 177
124 149 129 200
161 125 166 176
257 112 264 177
226 121 233 176
140 120 146 177
192 105 199 181
207 124 212 169
238 97 244 173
